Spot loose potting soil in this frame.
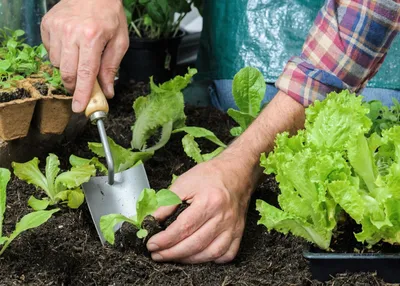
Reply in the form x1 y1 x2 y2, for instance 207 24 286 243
0 82 388 285
0 88 30 103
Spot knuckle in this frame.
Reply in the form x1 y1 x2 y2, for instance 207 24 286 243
102 66 119 77
62 23 74 35
60 70 76 85
119 38 129 53
83 24 100 40
209 245 226 259
207 190 227 209
220 252 236 263
52 18 64 29
77 66 94 79
179 221 195 238
41 16 49 29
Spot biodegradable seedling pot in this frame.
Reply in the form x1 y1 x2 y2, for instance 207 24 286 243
0 87 39 141
35 90 73 135
119 30 185 84
303 247 400 283
29 80 73 135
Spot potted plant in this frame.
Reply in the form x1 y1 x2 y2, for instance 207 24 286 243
118 0 203 84
0 28 73 139
255 90 400 283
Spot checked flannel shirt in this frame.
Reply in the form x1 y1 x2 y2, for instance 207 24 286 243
275 0 400 106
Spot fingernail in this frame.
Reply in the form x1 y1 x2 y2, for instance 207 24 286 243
107 84 114 98
151 253 163 261
72 100 82 113
147 243 159 252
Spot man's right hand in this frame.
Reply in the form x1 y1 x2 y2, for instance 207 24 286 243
41 0 129 113
146 154 258 264
145 91 306 264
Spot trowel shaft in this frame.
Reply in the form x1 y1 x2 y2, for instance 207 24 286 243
96 118 114 185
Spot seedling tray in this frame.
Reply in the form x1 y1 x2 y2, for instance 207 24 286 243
303 248 400 283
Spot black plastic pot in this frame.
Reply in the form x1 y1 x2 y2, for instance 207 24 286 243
303 248 400 283
119 30 186 84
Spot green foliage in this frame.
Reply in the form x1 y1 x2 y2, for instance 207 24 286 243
100 188 181 244
12 154 96 210
0 168 59 255
257 90 400 250
131 68 196 151
365 98 400 136
0 28 64 92
123 0 203 39
71 136 154 174
172 126 227 164
227 67 267 137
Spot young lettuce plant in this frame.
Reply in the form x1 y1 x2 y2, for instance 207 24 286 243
256 90 400 250
100 188 181 244
12 154 96 211
172 126 227 164
227 67 266 137
70 136 154 174
0 168 59 255
131 68 197 152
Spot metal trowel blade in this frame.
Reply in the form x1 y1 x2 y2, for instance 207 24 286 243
82 164 150 245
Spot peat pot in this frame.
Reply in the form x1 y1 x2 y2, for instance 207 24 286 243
0 87 39 141
34 87 73 135
119 30 185 84
20 79 73 135
304 248 400 283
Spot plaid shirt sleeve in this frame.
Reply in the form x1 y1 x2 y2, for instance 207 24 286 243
275 0 400 106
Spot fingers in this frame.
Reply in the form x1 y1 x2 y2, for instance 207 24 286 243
152 204 180 222
59 41 79 93
150 217 222 262
98 33 129 98
48 35 62 67
147 200 209 252
72 30 105 113
179 232 233 264
214 237 241 264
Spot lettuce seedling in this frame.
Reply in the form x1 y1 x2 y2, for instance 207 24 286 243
0 168 59 255
100 188 181 244
70 136 154 174
227 67 266 136
172 126 227 164
131 68 197 152
12 153 96 211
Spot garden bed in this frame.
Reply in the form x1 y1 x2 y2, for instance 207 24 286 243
0 82 387 285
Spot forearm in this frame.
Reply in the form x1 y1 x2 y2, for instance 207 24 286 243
217 91 305 194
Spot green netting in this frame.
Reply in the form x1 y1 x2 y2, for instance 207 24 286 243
196 0 400 90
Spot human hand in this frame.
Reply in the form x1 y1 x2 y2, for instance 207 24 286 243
146 156 259 264
41 0 129 112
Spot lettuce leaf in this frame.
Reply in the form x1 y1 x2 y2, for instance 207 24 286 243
227 67 266 136
131 68 197 151
12 154 95 210
100 188 181 244
88 136 153 173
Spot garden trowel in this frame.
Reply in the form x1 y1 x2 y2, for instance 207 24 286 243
82 79 150 245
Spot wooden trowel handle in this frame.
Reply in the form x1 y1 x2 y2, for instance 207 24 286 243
84 79 109 118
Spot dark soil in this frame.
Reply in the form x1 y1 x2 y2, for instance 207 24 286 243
0 82 390 285
51 88 71 96
33 82 49 96
0 88 30 103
